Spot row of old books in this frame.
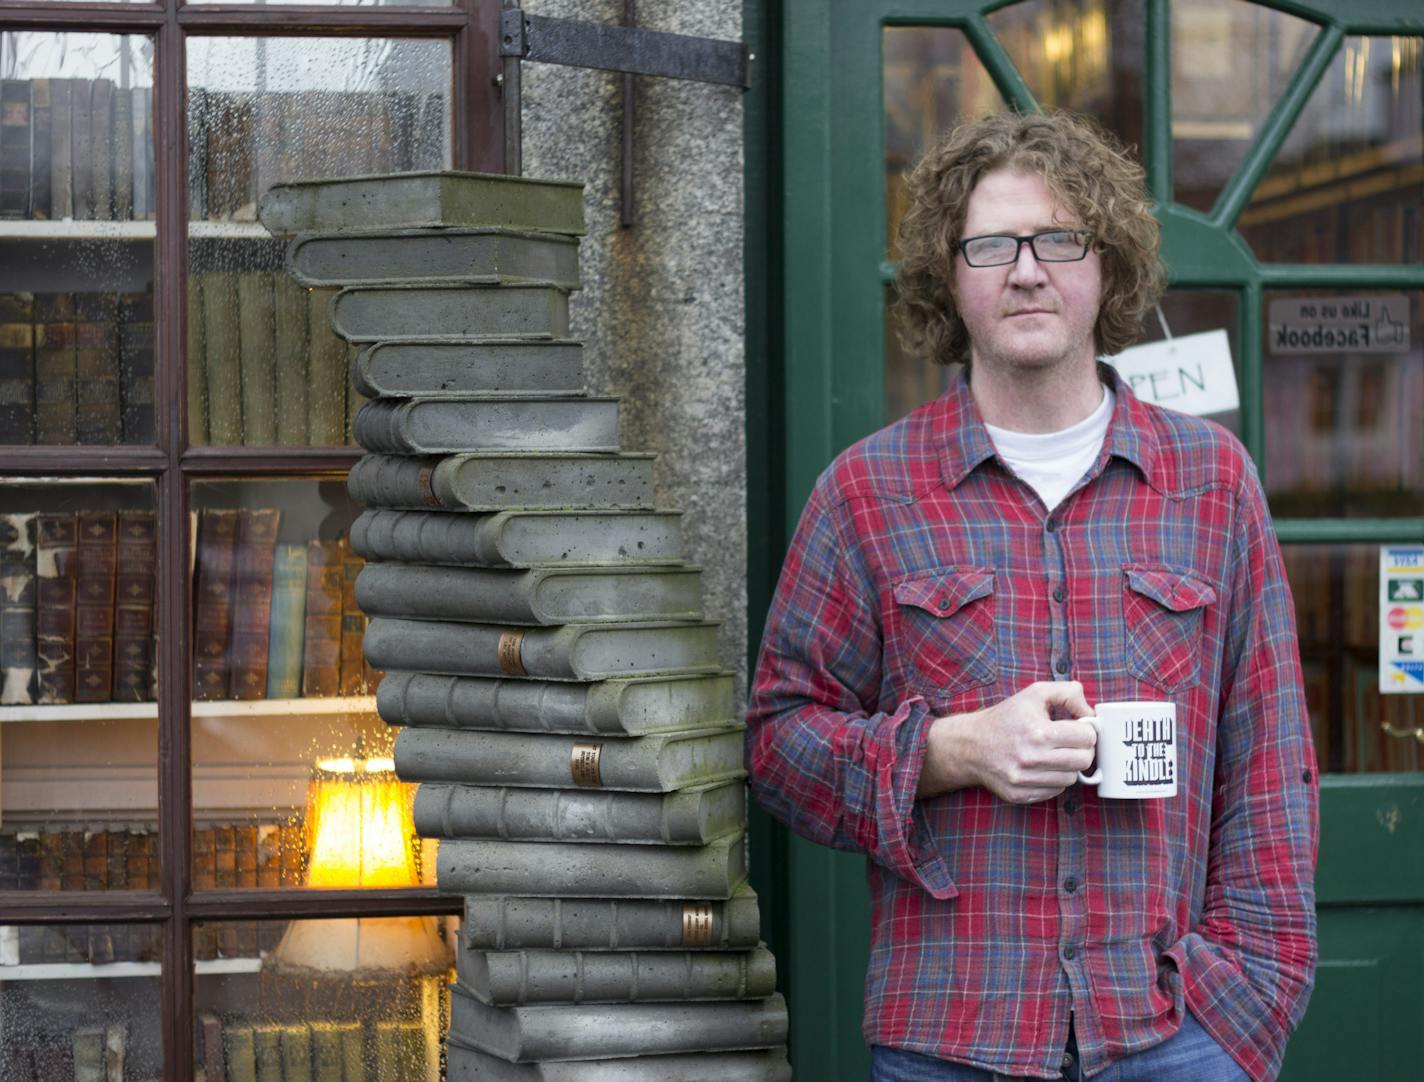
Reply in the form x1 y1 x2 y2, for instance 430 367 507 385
0 290 154 445
256 172 791 1078
0 820 306 964
0 78 154 223
3 1023 147 1082
188 273 361 448
189 87 446 225
0 511 157 706
197 1015 429 1082
192 510 378 701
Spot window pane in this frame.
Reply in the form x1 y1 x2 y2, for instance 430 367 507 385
0 481 161 890
1170 0 1316 214
0 32 157 447
1241 36 1423 264
884 27 1005 261
1263 290 1422 517
988 0 1142 154
1284 543 1422 774
185 36 452 449
0 923 163 1076
885 285 957 423
194 917 452 1079
1122 289 1242 436
189 479 415 891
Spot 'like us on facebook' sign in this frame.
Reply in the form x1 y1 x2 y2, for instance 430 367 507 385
1268 295 1411 353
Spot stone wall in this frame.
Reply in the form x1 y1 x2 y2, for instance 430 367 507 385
519 1 748 692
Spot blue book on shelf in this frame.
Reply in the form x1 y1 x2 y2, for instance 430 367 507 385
265 543 308 699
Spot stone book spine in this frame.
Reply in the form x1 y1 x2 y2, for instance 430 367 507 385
191 509 238 701
412 779 746 845
73 510 117 702
446 1044 793 1082
464 890 764 952
352 397 618 456
35 512 79 703
346 452 656 513
349 338 585 399
287 227 583 290
349 508 684 569
363 617 722 682
257 171 588 237
112 510 157 701
226 508 280 700
395 726 744 793
435 833 745 900
0 513 38 704
376 671 736 736
355 563 703 626
457 945 777 1006
332 284 571 344
301 539 343 697
447 987 787 1063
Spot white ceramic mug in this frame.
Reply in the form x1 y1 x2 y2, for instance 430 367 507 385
1077 701 1177 799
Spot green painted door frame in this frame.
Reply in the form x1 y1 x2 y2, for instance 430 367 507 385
746 1 1424 1079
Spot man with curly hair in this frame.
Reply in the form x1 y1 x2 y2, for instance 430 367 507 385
747 110 1317 1081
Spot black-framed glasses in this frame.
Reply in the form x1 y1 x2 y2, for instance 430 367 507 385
957 229 1093 267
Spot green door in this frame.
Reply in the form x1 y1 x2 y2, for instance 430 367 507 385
756 2 1424 1078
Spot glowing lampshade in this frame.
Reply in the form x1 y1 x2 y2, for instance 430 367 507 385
270 754 450 974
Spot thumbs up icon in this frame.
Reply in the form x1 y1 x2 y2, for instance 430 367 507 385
1374 305 1407 348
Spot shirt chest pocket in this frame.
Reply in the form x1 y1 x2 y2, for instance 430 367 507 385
891 568 997 696
1123 564 1216 692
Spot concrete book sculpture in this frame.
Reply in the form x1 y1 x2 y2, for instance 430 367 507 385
259 169 790 1080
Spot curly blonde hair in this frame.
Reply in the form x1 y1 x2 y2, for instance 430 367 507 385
894 110 1165 367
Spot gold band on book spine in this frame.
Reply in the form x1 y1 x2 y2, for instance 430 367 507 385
417 465 441 508
497 630 527 676
682 903 714 947
571 742 603 787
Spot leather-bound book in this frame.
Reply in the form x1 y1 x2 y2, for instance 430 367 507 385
35 513 78 703
73 292 121 445
117 292 155 443
301 539 343 697
112 510 156 701
227 508 280 699
192 509 238 701
0 291 33 444
33 293 78 445
74 510 117 702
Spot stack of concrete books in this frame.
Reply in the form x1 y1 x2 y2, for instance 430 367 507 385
258 172 792 1082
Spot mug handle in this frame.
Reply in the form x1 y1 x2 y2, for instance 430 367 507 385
1077 715 1102 785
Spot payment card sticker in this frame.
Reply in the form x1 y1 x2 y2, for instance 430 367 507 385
1380 546 1424 693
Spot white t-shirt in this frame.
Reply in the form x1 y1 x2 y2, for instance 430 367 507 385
984 387 1115 511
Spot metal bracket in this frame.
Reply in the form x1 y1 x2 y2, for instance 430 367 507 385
498 4 751 226
499 9 750 89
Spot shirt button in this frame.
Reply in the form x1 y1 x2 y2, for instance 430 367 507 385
1055 659 1069 674
1063 798 1080 815
1063 877 1078 893
1053 587 1066 603
1063 945 1077 960
1045 517 1058 533
937 597 949 610
1062 1051 1075 1070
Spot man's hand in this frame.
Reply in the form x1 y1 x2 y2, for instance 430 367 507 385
917 681 1096 804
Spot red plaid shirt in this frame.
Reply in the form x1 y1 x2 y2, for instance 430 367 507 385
747 369 1318 1081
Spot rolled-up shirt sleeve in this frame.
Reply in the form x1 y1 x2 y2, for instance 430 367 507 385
1167 461 1319 1082
745 477 955 900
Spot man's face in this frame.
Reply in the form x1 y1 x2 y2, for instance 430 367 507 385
949 167 1103 378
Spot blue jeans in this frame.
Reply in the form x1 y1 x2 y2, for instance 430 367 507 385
870 1013 1249 1081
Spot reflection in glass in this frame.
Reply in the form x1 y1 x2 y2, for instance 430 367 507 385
1263 291 1422 518
988 0 1142 153
0 924 163 1076
1284 544 1422 774
1241 36 1423 263
0 482 160 881
1116 289 1242 435
885 285 955 423
186 36 451 448
883 28 1004 260
0 33 157 446
194 917 452 1080
1170 0 1315 214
